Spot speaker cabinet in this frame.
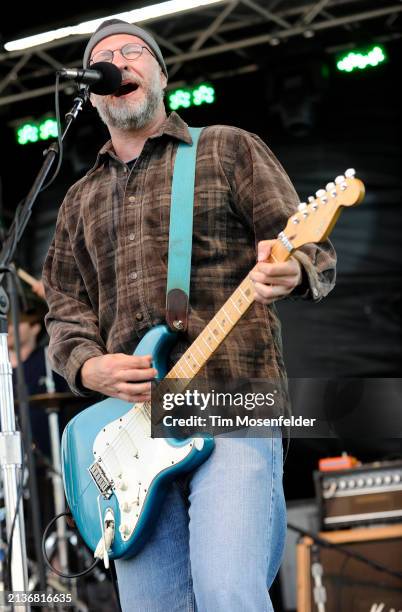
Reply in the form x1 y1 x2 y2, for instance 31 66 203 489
297 524 402 611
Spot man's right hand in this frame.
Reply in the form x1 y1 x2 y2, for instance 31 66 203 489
80 354 157 403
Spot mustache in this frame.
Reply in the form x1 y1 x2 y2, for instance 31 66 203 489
119 70 142 87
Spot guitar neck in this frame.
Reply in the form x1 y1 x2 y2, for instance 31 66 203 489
165 240 291 385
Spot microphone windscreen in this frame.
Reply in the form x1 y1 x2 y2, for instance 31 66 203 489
89 62 122 95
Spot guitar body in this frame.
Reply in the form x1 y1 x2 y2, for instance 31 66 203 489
61 325 215 559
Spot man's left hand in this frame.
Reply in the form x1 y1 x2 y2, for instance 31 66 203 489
249 240 302 305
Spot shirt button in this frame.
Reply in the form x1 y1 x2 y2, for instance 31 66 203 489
135 313 143 321
129 196 136 202
129 272 138 280
128 233 135 241
123 167 128 173
312 287 319 298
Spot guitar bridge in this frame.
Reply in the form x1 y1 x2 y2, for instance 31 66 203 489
88 461 113 499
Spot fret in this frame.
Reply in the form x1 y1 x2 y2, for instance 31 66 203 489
185 351 200 370
205 328 219 346
242 283 253 298
194 342 207 360
202 336 213 351
165 368 180 380
239 285 251 303
184 356 196 373
176 362 188 378
222 306 234 324
230 296 242 314
214 316 225 333
211 325 220 338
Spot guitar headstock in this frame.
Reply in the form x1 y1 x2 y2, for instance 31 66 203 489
282 169 365 249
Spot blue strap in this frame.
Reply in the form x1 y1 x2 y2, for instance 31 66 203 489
166 126 203 331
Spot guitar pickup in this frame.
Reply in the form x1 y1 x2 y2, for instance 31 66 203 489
88 460 113 499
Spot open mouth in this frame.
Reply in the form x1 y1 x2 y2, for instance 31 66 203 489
113 82 139 97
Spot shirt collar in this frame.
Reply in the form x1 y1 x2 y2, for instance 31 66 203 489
86 112 192 175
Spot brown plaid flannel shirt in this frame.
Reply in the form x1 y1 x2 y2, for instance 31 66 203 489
42 112 336 395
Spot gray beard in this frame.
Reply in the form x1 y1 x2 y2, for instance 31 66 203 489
95 76 164 130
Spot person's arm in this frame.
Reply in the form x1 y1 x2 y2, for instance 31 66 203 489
231 130 336 303
42 198 156 401
42 199 108 395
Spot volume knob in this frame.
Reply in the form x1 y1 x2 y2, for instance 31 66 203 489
119 524 130 536
115 478 128 491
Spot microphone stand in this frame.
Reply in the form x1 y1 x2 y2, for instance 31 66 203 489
0 85 89 601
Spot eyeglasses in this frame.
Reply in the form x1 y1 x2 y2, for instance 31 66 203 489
89 43 156 65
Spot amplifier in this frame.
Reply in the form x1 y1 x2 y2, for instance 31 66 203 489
297 524 402 612
314 460 402 530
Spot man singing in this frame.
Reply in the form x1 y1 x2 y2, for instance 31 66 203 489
43 19 336 611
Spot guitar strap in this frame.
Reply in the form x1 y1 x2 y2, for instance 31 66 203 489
166 126 204 332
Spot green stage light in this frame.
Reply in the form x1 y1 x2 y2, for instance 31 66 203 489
336 45 387 73
15 117 58 145
39 118 58 140
17 123 39 145
168 83 215 110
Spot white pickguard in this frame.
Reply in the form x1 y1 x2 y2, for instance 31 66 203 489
91 403 200 541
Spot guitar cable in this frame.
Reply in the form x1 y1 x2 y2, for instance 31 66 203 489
42 511 100 579
42 512 122 612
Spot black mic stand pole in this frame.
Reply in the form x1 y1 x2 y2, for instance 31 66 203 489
0 85 89 599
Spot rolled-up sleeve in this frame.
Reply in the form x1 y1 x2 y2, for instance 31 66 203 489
42 199 106 395
231 130 336 301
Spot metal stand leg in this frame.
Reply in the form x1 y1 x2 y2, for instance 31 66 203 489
47 409 68 575
0 328 30 611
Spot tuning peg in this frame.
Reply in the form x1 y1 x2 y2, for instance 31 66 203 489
345 168 356 178
297 202 307 211
291 216 300 224
308 196 315 203
316 189 328 203
326 182 337 198
335 175 347 190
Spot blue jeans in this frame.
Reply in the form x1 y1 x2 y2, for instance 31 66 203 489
115 434 286 611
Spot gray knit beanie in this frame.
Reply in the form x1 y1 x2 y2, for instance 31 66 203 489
83 18 168 77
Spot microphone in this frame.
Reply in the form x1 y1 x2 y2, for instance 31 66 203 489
58 62 122 95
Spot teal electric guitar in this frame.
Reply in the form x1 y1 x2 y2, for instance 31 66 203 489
61 170 365 566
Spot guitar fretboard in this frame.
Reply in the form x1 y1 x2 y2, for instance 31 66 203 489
164 240 290 387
